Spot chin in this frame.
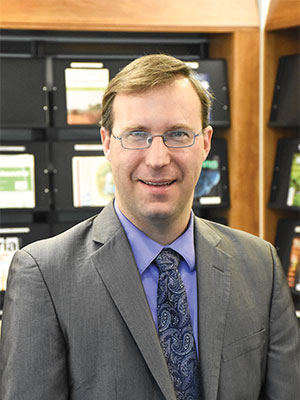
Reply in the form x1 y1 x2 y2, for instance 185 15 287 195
135 206 171 221
140 204 187 222
146 211 172 221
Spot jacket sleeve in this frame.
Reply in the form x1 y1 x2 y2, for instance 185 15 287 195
263 244 300 399
0 249 69 400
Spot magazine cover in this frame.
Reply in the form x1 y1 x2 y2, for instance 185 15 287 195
287 152 300 207
65 66 109 125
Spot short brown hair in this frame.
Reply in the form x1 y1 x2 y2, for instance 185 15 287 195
100 54 212 132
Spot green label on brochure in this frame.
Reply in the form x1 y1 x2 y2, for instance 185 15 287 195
0 167 33 191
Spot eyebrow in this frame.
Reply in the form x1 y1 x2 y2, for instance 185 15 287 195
121 124 195 133
122 125 149 132
167 124 194 131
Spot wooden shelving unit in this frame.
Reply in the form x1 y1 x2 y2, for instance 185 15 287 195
0 0 261 236
209 31 260 234
262 0 300 243
0 0 259 32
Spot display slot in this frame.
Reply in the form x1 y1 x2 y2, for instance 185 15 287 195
269 54 300 128
0 58 49 128
269 138 300 210
193 138 229 209
52 141 114 211
0 142 50 210
275 218 300 318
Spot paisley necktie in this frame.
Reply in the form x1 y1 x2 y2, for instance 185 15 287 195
155 248 200 399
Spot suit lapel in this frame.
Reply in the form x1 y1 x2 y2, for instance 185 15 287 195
90 203 176 400
90 204 231 400
194 218 232 400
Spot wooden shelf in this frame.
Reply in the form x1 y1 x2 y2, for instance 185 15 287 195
263 0 300 243
0 0 259 32
266 0 300 31
210 31 260 235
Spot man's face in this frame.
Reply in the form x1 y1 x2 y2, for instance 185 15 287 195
101 77 212 231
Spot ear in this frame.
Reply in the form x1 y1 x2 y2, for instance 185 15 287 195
202 125 213 159
100 127 111 160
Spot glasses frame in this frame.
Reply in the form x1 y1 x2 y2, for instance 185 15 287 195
111 131 203 150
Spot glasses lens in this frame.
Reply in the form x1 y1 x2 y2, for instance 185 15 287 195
164 130 194 147
122 131 150 149
120 130 196 149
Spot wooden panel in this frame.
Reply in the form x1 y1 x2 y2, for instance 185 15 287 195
263 27 300 243
210 31 260 235
0 0 259 32
266 0 300 31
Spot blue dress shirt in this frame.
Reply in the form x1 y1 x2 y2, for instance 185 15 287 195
114 201 199 354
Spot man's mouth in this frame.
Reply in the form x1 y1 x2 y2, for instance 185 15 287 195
140 180 175 186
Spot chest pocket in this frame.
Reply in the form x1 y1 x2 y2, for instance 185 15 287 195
222 327 266 363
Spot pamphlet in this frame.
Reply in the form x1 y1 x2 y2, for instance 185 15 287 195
65 67 109 125
0 154 35 208
72 156 115 207
287 232 300 292
287 152 300 207
195 156 222 205
0 237 20 291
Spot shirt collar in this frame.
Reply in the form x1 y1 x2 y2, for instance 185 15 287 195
114 201 195 275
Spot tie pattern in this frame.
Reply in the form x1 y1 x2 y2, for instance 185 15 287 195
155 248 200 400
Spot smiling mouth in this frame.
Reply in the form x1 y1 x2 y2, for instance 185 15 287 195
140 180 175 186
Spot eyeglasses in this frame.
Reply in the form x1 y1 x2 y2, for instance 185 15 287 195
112 130 203 150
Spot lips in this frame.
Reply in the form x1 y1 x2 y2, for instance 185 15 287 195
140 180 175 186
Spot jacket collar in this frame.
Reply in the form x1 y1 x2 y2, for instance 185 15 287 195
91 202 176 399
194 218 232 400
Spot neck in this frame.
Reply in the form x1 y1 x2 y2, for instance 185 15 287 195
145 217 191 245
145 224 189 245
117 204 191 245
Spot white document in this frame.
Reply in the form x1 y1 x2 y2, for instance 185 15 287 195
0 154 35 208
72 156 115 207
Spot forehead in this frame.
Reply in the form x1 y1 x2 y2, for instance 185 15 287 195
112 78 202 130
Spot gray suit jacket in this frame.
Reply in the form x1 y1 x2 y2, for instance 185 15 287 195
1 202 299 399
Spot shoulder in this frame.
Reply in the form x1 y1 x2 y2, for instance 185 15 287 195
23 215 98 257
18 213 111 279
194 218 286 304
194 216 276 260
18 202 122 270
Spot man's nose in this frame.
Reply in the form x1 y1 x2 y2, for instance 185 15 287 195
144 135 171 168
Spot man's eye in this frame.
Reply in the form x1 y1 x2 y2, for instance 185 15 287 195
127 131 148 138
167 130 190 138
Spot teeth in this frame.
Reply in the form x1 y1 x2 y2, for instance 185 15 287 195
144 181 172 186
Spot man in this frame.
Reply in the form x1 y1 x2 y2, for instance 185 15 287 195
0 54 299 399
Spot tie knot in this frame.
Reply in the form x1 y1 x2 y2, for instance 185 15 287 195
155 248 180 273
